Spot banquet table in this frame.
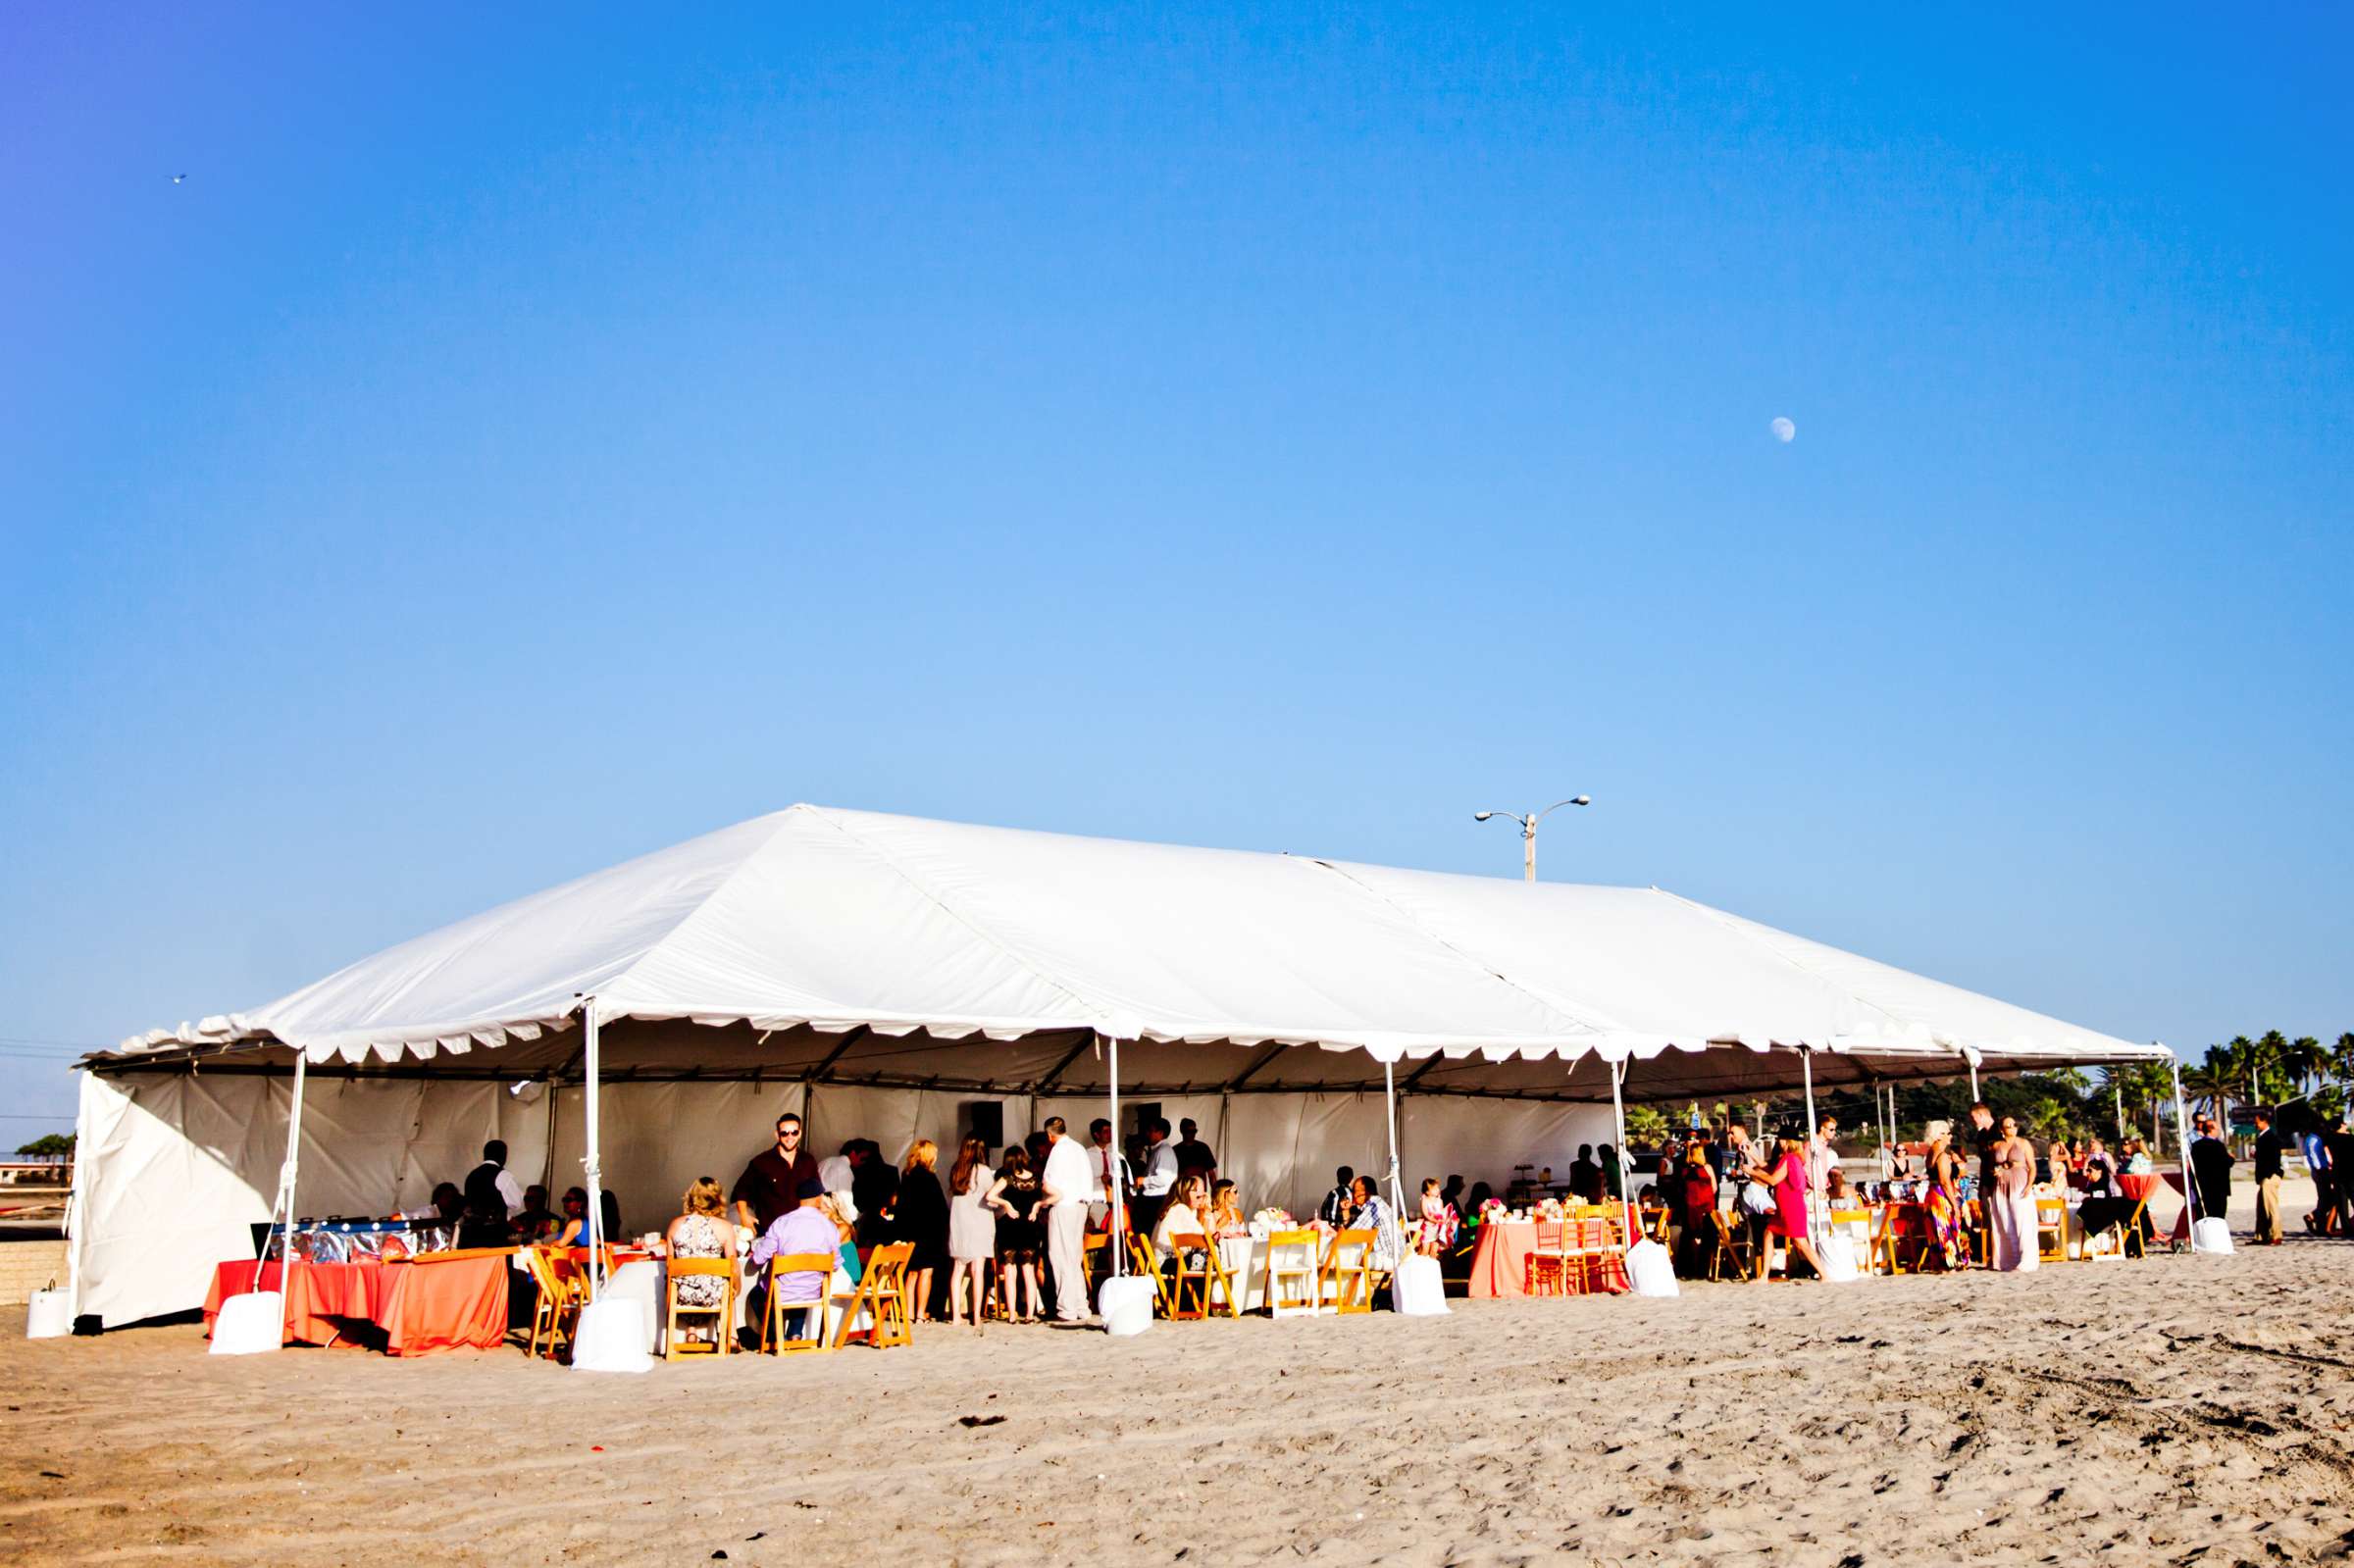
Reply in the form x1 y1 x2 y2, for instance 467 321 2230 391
203 1249 512 1355
2114 1172 2193 1244
1465 1220 1629 1299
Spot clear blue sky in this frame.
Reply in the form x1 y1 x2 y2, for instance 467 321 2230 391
4 6 2348 1138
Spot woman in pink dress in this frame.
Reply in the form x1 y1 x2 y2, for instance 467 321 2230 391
1748 1132 1829 1280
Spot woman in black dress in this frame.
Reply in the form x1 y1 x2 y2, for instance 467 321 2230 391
891 1138 951 1323
985 1146 1046 1322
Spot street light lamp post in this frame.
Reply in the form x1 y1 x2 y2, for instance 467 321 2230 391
1473 796 1591 883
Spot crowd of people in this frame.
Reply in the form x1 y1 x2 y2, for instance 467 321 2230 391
418 1093 2354 1338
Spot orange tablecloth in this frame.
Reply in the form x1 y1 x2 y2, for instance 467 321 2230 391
2116 1172 2192 1243
203 1250 511 1355
1466 1221 1629 1298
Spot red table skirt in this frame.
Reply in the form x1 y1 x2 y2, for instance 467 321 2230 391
1466 1221 1629 1298
203 1250 512 1355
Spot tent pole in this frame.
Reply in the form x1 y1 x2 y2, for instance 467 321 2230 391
1382 1058 1406 1214
258 1050 309 1344
582 998 604 1300
1607 1057 1633 1254
1107 1034 1124 1281
1800 1047 1820 1248
2169 1052 2195 1231
1967 1054 1979 1103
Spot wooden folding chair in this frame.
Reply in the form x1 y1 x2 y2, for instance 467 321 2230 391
520 1244 582 1360
662 1256 736 1359
1826 1205 1872 1273
1320 1228 1378 1314
2035 1198 2071 1263
1707 1210 1753 1283
1868 1204 1910 1277
757 1252 840 1354
1200 1237 1246 1319
1264 1229 1320 1318
834 1242 914 1349
1125 1229 1176 1317
1525 1221 1569 1296
1568 1216 1612 1295
1162 1232 1215 1320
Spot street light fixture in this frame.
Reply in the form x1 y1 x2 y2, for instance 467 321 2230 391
1473 796 1591 883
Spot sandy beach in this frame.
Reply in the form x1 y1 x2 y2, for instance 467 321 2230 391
6 1219 2352 1568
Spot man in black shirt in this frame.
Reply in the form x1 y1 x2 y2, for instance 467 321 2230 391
460 1139 517 1248
2251 1108 2285 1244
1567 1144 1604 1204
731 1112 820 1233
850 1138 900 1247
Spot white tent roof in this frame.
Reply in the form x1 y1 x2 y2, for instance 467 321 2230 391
104 804 2164 1085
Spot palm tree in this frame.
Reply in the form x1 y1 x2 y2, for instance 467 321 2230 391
2282 1036 2325 1100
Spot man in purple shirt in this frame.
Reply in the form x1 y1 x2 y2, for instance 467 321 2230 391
748 1177 842 1342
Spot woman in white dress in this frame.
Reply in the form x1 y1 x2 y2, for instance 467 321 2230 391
945 1137 996 1332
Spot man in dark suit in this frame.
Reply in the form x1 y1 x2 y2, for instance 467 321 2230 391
2251 1108 2285 1244
2188 1117 2233 1230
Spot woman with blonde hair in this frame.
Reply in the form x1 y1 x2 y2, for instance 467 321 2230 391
1922 1122 1971 1271
892 1138 950 1323
1207 1178 1250 1240
662 1177 736 1340
945 1136 995 1332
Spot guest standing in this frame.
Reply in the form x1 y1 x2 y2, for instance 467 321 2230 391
1568 1145 1604 1204
2300 1114 2337 1236
946 1137 996 1330
731 1113 820 1234
1041 1117 1094 1322
1131 1118 1179 1242
986 1147 1047 1322
892 1138 950 1323
2189 1117 2233 1231
1748 1132 1829 1280
1675 1145 1718 1279
2251 1108 2284 1245
851 1139 899 1247
1923 1125 1972 1271
1173 1118 1217 1183
1988 1115 2039 1272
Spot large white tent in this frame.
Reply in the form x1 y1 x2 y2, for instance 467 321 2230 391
70 805 2168 1328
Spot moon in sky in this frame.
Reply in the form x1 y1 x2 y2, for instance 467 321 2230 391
1770 417 1796 443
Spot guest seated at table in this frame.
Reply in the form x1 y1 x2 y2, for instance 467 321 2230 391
1463 1182 1494 1223
554 1186 592 1248
512 1185 559 1243
2079 1137 2117 1196
1416 1177 1458 1256
1824 1166 1850 1205
660 1177 735 1345
2121 1138 2153 1176
748 1176 842 1337
985 1147 1046 1323
1151 1174 1211 1263
1440 1174 1465 1216
1344 1174 1407 1271
1207 1179 1250 1240
1317 1167 1356 1227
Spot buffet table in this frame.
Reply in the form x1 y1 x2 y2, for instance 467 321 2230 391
203 1249 513 1355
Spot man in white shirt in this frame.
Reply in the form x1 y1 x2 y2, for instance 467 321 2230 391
1041 1116 1094 1323
1131 1117 1178 1241
1086 1118 1126 1239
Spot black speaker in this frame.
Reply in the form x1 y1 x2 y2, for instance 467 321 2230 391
963 1100 1004 1149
